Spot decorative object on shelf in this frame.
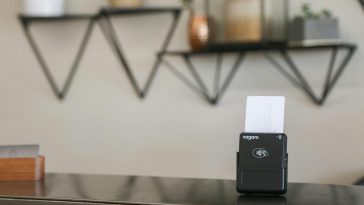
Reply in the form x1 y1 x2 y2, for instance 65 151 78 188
108 0 143 8
225 0 261 42
183 0 213 51
221 0 288 44
0 156 45 181
189 15 211 50
0 145 45 182
289 3 339 43
23 0 65 16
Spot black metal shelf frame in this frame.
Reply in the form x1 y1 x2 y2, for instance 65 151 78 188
19 10 357 106
19 15 98 100
161 43 356 105
161 53 245 105
19 8 181 100
98 8 181 99
265 46 356 105
359 0 364 9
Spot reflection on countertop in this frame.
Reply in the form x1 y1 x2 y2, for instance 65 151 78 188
0 173 363 205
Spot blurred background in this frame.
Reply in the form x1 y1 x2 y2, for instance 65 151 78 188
0 0 364 185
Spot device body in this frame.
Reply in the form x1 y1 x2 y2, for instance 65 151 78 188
237 133 288 194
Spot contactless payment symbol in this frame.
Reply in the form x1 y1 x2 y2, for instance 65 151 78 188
253 148 269 159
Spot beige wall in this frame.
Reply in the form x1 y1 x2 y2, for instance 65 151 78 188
1 0 364 185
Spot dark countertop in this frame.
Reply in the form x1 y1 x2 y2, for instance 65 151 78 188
0 173 363 205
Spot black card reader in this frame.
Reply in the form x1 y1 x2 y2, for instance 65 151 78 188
236 132 288 194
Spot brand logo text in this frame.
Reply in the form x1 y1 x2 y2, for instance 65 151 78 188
243 136 260 140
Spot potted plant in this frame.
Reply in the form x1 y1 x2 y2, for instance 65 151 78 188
23 0 65 16
289 3 339 42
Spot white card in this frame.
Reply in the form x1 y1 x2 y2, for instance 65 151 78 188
244 96 285 133
0 145 39 158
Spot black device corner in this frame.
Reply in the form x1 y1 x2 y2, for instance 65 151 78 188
236 132 288 195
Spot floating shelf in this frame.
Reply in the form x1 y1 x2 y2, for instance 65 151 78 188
161 42 356 105
19 7 181 100
19 9 357 106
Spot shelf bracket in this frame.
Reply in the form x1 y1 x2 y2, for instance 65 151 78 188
162 53 245 105
19 17 96 100
98 10 181 99
264 46 356 105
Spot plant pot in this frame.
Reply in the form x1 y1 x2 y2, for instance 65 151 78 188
289 18 339 42
188 15 212 51
23 0 65 16
108 0 142 8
